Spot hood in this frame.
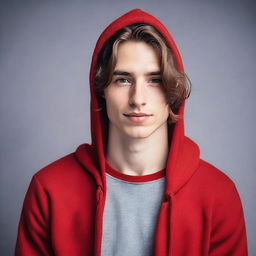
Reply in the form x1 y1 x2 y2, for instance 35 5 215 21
75 8 200 196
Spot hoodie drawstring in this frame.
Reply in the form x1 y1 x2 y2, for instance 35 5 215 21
154 192 174 256
167 193 174 256
95 186 105 256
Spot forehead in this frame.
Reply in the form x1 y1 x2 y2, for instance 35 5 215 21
114 41 160 74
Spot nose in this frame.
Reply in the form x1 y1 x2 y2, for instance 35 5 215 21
129 80 147 108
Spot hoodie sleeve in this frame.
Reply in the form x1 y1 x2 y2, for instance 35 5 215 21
209 180 248 256
15 175 54 256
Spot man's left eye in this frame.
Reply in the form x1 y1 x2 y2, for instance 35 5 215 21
150 78 162 84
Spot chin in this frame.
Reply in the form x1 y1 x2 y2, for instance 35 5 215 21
124 127 153 139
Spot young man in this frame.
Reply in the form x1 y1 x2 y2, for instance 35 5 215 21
15 9 248 256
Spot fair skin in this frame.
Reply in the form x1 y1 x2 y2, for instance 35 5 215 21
103 41 170 176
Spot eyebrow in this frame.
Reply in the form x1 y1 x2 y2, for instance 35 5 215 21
113 70 161 76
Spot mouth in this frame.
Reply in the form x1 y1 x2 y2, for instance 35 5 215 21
124 113 152 117
123 113 152 123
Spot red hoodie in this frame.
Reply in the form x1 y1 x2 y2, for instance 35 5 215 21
15 8 248 256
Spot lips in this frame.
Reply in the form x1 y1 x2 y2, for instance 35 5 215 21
125 114 150 124
124 113 152 117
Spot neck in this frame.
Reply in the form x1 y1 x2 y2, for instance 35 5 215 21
105 123 169 176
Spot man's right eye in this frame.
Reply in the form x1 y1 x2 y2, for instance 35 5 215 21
114 78 130 84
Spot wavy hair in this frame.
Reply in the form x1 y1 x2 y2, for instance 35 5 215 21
94 23 191 123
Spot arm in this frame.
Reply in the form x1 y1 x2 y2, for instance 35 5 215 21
209 181 248 255
15 175 54 255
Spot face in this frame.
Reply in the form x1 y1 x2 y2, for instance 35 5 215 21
103 41 169 139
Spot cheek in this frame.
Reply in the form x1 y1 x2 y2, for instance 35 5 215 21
105 93 125 116
151 94 170 118
149 90 168 107
105 87 128 105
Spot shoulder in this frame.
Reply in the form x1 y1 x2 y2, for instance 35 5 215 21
196 159 236 187
34 152 78 180
32 144 96 189
194 159 241 202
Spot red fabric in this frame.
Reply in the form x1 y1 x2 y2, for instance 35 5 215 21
105 159 166 182
15 8 248 256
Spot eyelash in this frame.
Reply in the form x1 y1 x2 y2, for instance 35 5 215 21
114 78 162 85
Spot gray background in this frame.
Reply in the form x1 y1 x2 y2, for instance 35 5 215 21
1 0 255 255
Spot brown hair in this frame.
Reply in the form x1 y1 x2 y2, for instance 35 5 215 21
94 23 191 124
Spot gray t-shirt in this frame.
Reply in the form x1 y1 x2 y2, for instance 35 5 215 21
101 161 166 256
